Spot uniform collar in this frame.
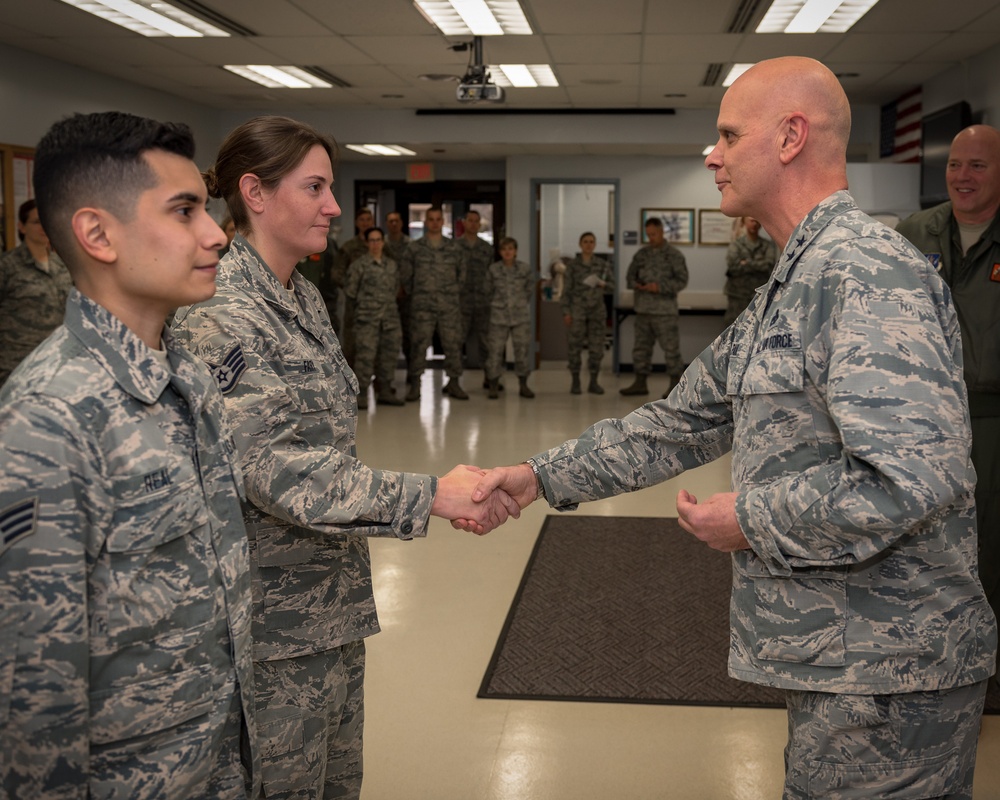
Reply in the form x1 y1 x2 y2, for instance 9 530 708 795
226 234 329 343
64 289 181 405
773 190 857 283
945 201 1000 243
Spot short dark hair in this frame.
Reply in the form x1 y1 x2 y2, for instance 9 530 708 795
33 111 195 259
204 116 337 236
365 226 384 241
499 236 518 250
645 217 663 229
465 209 481 220
355 207 373 220
579 230 596 244
17 199 37 242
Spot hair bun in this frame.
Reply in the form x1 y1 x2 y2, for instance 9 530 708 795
202 167 221 198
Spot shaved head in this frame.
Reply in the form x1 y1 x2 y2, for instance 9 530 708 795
706 57 851 247
947 124 1000 224
734 57 851 158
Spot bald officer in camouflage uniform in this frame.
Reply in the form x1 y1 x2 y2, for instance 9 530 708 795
401 206 469 400
458 209 495 372
345 227 405 409
0 112 258 798
0 199 73 386
723 216 776 326
474 58 997 799
620 216 688 399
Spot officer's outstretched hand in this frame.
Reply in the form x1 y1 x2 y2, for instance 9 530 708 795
432 464 521 535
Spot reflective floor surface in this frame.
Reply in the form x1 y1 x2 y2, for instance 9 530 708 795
356 362 1000 800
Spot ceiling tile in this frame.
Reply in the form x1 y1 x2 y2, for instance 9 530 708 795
527 0 645 34
544 35 641 63
253 36 376 64
290 0 433 35
557 63 640 86
823 33 950 62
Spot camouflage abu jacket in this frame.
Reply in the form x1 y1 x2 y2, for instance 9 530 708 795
0 289 258 798
484 259 534 327
345 253 401 322
530 192 997 693
459 235 495 309
561 254 614 316
173 236 436 662
0 243 73 386
625 241 688 316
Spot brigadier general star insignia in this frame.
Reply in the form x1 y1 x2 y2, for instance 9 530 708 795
209 343 248 395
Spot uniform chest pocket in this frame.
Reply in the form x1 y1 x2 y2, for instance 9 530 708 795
735 348 805 396
104 473 215 645
286 360 355 409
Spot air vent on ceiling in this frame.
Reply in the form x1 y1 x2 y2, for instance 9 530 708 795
171 0 256 36
302 66 352 89
702 63 724 87
727 0 768 33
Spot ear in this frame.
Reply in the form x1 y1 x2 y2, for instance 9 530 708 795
239 173 265 215
778 113 809 165
71 208 117 265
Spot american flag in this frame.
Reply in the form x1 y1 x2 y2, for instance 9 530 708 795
880 87 922 163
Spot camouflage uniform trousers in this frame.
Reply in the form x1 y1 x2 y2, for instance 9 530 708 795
408 306 464 383
485 320 531 381
631 313 682 377
462 302 491 369
782 680 987 800
353 314 402 392
397 293 412 377
566 306 606 374
256 640 366 800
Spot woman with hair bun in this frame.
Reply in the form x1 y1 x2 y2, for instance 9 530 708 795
173 115 515 798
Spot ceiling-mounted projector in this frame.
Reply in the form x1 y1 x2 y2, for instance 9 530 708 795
457 81 504 103
456 63 504 103
453 37 504 104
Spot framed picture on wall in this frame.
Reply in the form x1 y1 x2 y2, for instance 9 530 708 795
641 208 694 244
698 209 734 246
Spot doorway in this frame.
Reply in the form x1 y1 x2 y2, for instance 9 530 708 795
530 179 620 366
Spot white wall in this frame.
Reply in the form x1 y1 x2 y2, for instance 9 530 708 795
538 183 615 279
0 43 221 168
921 40 1000 124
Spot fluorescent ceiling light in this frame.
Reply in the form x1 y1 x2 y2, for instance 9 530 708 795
722 63 756 87
755 0 880 34
702 145 715 156
58 0 230 37
224 65 333 89
491 64 559 88
346 144 418 157
413 0 532 35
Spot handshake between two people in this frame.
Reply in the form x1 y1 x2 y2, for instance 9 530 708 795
429 463 539 535
429 463 750 552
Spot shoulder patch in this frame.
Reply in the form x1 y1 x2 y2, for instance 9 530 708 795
0 497 38 552
991 263 1000 283
925 252 942 270
208 344 248 395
